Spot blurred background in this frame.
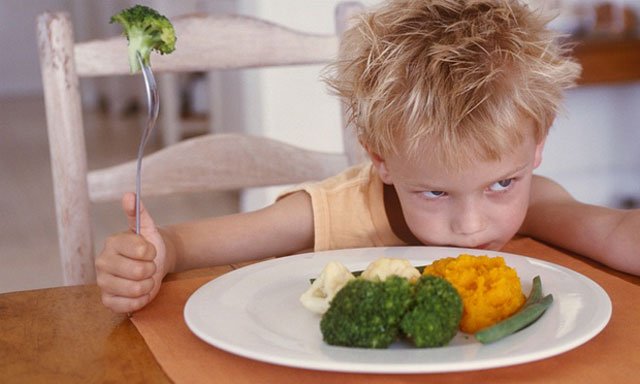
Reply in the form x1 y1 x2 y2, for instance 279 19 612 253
1 0 639 293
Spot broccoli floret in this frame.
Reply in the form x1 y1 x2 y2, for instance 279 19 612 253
320 276 413 348
110 5 176 73
400 275 463 347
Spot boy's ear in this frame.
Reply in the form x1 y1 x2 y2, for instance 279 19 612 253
367 150 393 184
533 137 546 169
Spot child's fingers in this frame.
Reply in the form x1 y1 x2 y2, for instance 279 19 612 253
97 238 156 277
104 256 157 281
103 232 156 260
96 272 155 298
100 291 152 314
121 192 157 235
122 191 137 216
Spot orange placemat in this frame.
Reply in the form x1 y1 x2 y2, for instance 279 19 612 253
131 238 640 384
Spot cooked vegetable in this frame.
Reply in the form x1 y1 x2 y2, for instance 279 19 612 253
311 257 548 349
400 275 463 347
110 4 177 73
300 261 355 314
524 274 543 306
320 276 412 348
360 257 421 283
309 258 424 284
475 276 553 344
423 254 526 333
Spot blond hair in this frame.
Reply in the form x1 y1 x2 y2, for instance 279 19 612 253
325 0 581 168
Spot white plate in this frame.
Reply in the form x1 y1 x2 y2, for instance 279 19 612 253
184 247 611 373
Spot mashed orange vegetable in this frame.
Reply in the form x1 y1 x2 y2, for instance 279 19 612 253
422 254 525 333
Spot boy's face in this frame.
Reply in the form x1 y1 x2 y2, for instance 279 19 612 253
371 116 544 251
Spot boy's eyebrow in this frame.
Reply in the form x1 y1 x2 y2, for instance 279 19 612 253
494 162 529 181
408 162 531 190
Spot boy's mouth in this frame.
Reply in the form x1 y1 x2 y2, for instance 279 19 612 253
440 242 493 250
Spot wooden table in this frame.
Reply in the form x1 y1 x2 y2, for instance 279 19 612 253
1 238 639 383
0 267 230 383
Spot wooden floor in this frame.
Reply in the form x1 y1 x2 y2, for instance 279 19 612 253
0 96 239 293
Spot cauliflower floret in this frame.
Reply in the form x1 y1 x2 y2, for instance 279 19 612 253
360 257 420 283
300 261 355 314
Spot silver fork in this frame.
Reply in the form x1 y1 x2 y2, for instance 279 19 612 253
135 52 159 234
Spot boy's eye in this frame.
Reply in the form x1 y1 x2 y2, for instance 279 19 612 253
421 190 446 199
488 178 514 192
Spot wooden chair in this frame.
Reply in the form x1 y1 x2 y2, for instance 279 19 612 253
37 3 365 286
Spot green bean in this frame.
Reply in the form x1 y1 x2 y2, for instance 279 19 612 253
475 293 553 344
524 275 543 307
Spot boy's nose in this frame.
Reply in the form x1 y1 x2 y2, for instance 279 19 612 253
450 203 486 236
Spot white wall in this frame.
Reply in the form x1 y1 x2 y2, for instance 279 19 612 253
537 84 640 207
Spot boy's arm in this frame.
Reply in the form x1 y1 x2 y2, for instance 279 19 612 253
96 191 315 313
520 175 640 276
162 190 315 272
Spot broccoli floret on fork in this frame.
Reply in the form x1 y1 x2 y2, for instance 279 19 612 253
110 4 176 73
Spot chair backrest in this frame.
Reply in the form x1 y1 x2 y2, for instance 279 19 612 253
37 3 366 286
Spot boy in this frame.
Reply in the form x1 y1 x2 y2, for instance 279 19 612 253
96 0 640 313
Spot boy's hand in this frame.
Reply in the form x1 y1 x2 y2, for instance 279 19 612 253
95 192 168 313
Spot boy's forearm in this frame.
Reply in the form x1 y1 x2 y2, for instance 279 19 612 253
158 220 221 273
157 220 228 273
157 226 178 274
522 176 605 262
522 201 609 259
153 192 315 274
522 201 640 276
155 218 256 274
602 209 640 276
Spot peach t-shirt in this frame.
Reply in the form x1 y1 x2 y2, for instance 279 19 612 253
279 163 407 251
